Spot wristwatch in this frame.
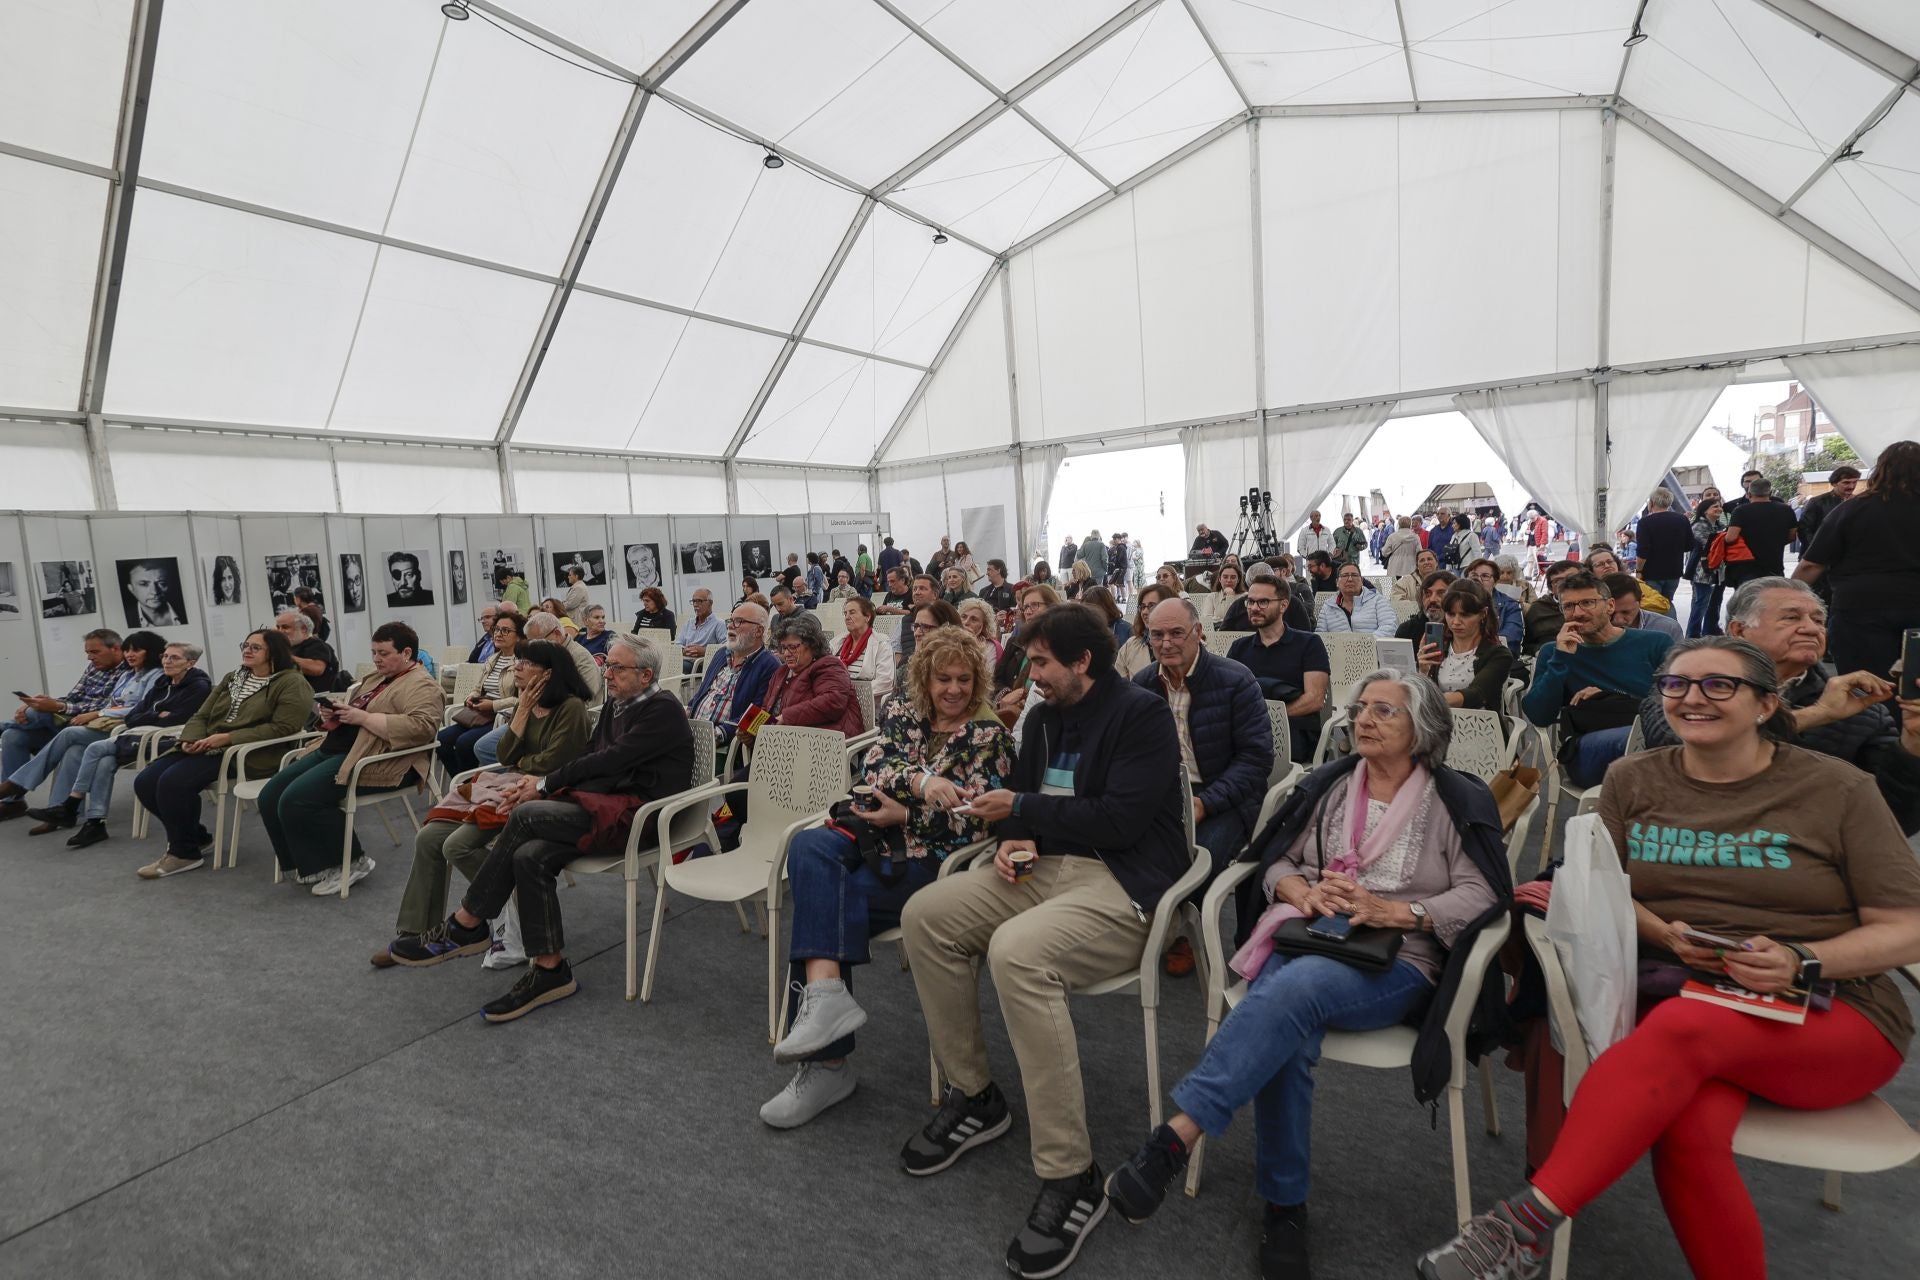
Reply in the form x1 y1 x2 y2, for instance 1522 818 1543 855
1784 941 1821 988
1408 901 1430 932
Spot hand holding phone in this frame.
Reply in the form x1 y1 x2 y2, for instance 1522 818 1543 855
1306 912 1355 942
1678 927 1745 952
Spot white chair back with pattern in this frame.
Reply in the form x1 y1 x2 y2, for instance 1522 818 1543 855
1445 708 1511 781
744 725 850 830
1323 633 1382 701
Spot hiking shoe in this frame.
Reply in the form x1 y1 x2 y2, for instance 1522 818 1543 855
772 978 868 1063
1417 1195 1554 1280
481 960 577 1023
1259 1203 1310 1279
309 855 375 896
389 916 490 967
1005 1165 1108 1279
65 819 109 849
1162 936 1197 978
899 1082 1012 1176
1105 1124 1190 1224
759 1061 857 1129
137 853 204 879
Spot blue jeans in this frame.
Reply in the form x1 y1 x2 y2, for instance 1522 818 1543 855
7 722 104 793
1196 809 1251 882
1645 579 1679 610
1685 582 1718 638
1 709 59 786
69 735 133 820
1568 724 1632 788
472 724 507 766
436 723 490 775
1170 953 1431 1204
783 825 939 1061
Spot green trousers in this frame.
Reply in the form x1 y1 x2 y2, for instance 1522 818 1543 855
395 819 498 935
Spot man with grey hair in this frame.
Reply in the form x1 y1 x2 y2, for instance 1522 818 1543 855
273 608 339 693
687 599 781 751
1635 486 1694 604
1636 577 1920 833
466 603 500 664
387 632 693 1021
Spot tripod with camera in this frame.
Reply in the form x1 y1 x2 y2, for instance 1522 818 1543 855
1232 487 1281 558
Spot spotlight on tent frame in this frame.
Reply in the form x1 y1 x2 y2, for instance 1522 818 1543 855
1622 25 1648 47
763 149 784 170
442 1 471 19
931 229 948 245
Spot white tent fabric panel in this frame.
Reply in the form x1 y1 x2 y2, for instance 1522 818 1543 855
103 190 377 426
106 429 337 513
583 102 863 331
382 16 630 274
0 157 109 410
512 291 784 453
510 454 634 516
0 0 134 167
1454 382 1597 534
0 423 98 510
805 472 873 514
1021 444 1066 564
630 459 727 515
890 110 1108 252
734 466 813 516
742 346 923 466
1021 2 1243 185
1803 246 1920 341
1793 92 1920 290
1816 2 1920 61
333 445 501 515
938 455 1018 566
876 462 949 565
666 0 994 188
1268 402 1397 536
883 274 1012 464
1609 122 1920 365
328 248 550 440
891 0 1133 90
1400 1 1638 99
1602 366 1737 525
141 0 441 233
1133 128 1256 426
492 0 715 74
1010 193 1144 440
1623 0 1895 203
1189 0 1411 106
1182 420 1261 541
808 204 994 366
1787 345 1920 460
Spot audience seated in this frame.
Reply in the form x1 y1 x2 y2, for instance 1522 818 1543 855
1079 585 1127 647
993 585 1058 717
132 629 315 879
1220 563 1310 635
632 586 677 637
959 597 1004 664
678 588 725 672
876 566 913 615
1302 551 1337 598
1 628 128 821
1421 636 1920 1280
835 595 895 705
273 610 340 694
979 559 1016 614
766 612 863 737
1317 563 1397 637
1270 555 1320 630
7 630 164 830
1415 583 1514 713
577 605 613 661
1492 554 1535 608
897 605 1187 1280
894 575 941 669
1211 563 1246 611
1603 572 1684 642
1228 577 1331 763
1520 571 1672 787
24 641 211 849
293 585 331 644
374 640 593 968
259 622 443 897
1115 584 1171 679
466 604 501 663
386 636 694 1022
1585 546 1672 618
762 625 1015 1127
1393 571 1459 643
1389 548 1441 604
687 601 781 748
1153 564 1184 596
769 585 804 623
1522 559 1584 656
827 568 859 602
1065 561 1094 601
438 613 521 776
1461 559 1524 649
940 567 976 606
1106 671 1508 1280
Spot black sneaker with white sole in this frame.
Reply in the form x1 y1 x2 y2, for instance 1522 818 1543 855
898 1082 1011 1176
1005 1164 1108 1279
480 959 577 1023
1105 1124 1190 1223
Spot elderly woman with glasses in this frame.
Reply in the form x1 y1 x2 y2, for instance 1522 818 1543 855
438 613 522 775
1423 636 1920 1280
766 612 865 738
1104 669 1511 1279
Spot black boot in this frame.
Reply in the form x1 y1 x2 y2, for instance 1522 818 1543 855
26 796 81 833
66 819 109 849
1259 1203 1310 1280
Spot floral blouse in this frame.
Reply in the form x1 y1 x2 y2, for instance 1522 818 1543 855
861 695 1015 860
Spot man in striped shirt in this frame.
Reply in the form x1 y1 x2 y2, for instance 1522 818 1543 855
1 628 126 820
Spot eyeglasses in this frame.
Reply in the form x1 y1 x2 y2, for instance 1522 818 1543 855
1344 700 1406 722
1655 674 1771 701
1147 628 1191 644
726 618 761 629
1559 597 1606 612
911 621 935 634
604 661 641 674
775 641 807 654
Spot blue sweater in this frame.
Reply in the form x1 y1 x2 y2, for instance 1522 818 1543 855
688 648 781 742
1522 628 1673 726
1132 648 1275 833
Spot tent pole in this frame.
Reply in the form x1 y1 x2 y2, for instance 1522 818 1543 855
1248 119 1271 504
1595 108 1618 536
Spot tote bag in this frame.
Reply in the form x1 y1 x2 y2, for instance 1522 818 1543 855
1543 813 1637 1060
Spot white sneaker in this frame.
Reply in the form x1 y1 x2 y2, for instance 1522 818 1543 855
759 1061 857 1129
773 978 868 1063
310 855 376 897
481 940 528 970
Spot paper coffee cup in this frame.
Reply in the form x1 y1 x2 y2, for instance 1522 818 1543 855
1008 849 1035 881
851 784 875 811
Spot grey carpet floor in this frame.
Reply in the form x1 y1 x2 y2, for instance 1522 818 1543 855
1 783 1914 1280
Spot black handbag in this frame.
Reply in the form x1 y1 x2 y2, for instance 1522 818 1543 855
1269 805 1405 974
824 798 911 885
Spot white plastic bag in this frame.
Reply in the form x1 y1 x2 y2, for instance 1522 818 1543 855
482 895 527 970
1544 813 1637 1059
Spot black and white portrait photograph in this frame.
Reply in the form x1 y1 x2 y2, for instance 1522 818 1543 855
383 550 435 608
38 561 97 619
478 547 527 599
550 550 606 589
0 561 21 620
264 553 322 614
339 554 367 615
205 554 243 607
677 540 725 575
622 543 663 591
447 550 468 606
116 557 189 628
739 539 772 579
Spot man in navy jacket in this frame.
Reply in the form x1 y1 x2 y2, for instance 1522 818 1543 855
686 600 781 748
899 604 1186 1280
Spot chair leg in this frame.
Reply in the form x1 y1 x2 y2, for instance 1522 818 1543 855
767 896 782 1044
754 899 768 938
1540 779 1561 868
1182 1013 1222 1199
1143 1004 1163 1129
1480 1065 1501 1136
625 877 639 1002
1448 1084 1471 1227
641 879 670 1003
339 814 355 899
928 1044 941 1107
1821 1170 1844 1211
732 901 752 933
211 788 228 871
1548 1219 1572 1280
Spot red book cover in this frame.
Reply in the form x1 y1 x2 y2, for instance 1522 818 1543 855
1679 972 1810 1024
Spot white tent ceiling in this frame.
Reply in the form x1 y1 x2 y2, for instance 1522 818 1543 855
2 0 1919 514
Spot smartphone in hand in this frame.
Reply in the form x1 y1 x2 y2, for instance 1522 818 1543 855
1678 927 1743 951
1899 629 1920 701
1307 912 1355 942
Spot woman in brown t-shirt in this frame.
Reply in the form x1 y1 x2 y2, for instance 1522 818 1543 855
1422 636 1920 1280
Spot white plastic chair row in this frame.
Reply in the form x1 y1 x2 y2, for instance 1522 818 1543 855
1311 633 1411 765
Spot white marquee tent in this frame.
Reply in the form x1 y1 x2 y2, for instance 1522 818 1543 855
4 0 1920 682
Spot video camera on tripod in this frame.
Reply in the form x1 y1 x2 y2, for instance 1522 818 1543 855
1233 486 1280 558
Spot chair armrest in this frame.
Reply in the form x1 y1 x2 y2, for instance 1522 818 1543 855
448 762 504 790
1199 860 1262 1007
938 837 995 878
218 732 321 792
1441 911 1513 1086
619 779 723 878
653 777 742 836
765 809 835 902
345 744 433 797
1134 843 1216 1008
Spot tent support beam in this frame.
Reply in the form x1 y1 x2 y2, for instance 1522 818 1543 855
1392 2 1421 105
1614 100 1920 315
498 444 518 514
1748 0 1920 84
1248 119 1270 493
1252 95 1612 118
83 414 119 512
1595 109 1618 533
1780 78 1915 213
868 261 1006 466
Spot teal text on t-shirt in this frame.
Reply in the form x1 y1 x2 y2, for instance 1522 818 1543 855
1625 820 1792 870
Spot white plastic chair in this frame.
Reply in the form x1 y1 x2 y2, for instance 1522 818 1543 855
440 665 484 726
1201 631 1241 657
849 676 875 733
644 725 851 1039
287 747 429 898
1310 635 1393 765
1445 708 1521 781
1522 916 1920 1278
433 646 466 672
1624 715 1647 755
871 614 903 642
121 726 170 840
1538 725 1598 867
211 732 322 869
1390 598 1419 624
1184 857 1512 1225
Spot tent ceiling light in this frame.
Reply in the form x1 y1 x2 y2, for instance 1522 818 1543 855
762 149 784 170
441 1 470 20
1622 27 1648 47
931 230 948 245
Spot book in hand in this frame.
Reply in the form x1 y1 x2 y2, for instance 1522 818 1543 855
736 702 772 739
1679 971 1810 1024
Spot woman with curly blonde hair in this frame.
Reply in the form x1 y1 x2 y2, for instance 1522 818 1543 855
957 597 1002 665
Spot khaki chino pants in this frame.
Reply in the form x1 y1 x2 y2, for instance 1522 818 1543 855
900 854 1151 1178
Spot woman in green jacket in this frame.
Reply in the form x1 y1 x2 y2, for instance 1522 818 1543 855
133 629 314 879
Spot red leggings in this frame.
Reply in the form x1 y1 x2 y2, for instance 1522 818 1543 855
1532 997 1903 1280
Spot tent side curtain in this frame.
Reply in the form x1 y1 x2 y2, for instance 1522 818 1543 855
1602 367 1737 527
1454 383 1599 536
1265 403 1397 537
1786 345 1920 462
1020 445 1066 571
1181 420 1262 541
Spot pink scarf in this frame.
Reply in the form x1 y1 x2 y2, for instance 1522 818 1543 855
1229 761 1430 980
